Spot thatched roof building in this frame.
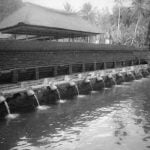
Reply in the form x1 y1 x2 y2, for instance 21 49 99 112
0 3 101 39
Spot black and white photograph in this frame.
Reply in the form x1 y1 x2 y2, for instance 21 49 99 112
0 0 150 149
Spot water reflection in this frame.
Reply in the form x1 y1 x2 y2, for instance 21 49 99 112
0 78 150 149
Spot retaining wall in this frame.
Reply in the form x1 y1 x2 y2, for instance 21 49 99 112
0 40 149 84
0 64 149 118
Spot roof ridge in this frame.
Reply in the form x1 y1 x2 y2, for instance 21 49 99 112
0 2 101 34
24 2 77 16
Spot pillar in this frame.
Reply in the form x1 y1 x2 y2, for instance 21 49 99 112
82 63 85 72
131 60 134 66
54 66 58 76
122 61 125 67
113 62 116 68
138 59 141 65
69 64 72 74
35 68 39 80
12 69 18 83
103 62 106 69
94 62 97 71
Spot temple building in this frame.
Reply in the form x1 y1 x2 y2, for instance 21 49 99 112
0 3 103 43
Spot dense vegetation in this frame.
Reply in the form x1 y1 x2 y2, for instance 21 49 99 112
64 0 150 48
0 0 23 22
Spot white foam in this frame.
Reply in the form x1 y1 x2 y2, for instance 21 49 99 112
114 85 128 88
104 88 110 90
91 91 98 94
5 114 19 120
37 105 50 110
77 95 86 98
58 99 67 104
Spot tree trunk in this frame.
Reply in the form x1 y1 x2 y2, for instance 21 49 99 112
117 6 121 41
131 15 140 46
146 21 150 50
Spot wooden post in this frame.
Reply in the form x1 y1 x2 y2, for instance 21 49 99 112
94 62 97 71
69 64 72 74
113 62 116 68
12 69 18 83
82 63 85 72
103 62 106 69
121 61 124 67
54 66 57 76
138 59 141 65
131 60 134 66
35 68 39 80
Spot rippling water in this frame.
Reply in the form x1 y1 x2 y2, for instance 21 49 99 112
0 78 150 150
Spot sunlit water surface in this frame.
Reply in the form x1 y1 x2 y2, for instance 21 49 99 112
0 78 150 150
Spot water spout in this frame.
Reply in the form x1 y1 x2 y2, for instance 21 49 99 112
84 78 94 91
69 81 76 87
0 95 6 104
96 76 103 82
139 71 143 78
108 74 116 85
75 85 80 96
4 101 11 115
143 69 149 76
84 78 90 84
118 73 122 77
27 89 40 107
69 81 80 96
49 84 66 103
118 73 125 81
50 84 57 91
0 95 19 119
33 94 40 107
56 88 61 100
56 89 67 103
0 95 10 114
102 78 106 89
89 80 93 91
49 83 60 99
146 69 149 75
129 72 135 80
112 77 117 85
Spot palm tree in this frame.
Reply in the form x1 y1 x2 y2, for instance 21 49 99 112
63 2 73 13
114 0 123 41
79 3 96 23
131 0 150 45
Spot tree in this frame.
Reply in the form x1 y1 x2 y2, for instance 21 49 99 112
146 21 150 49
79 2 96 23
114 0 123 41
96 8 112 32
131 0 150 45
121 7 133 27
0 0 23 22
63 2 73 12
94 0 150 47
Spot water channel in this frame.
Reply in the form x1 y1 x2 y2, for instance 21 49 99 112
0 77 150 150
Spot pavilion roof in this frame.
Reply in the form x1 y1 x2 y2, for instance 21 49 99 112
0 3 101 38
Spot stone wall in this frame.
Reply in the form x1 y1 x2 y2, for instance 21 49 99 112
0 50 138 70
0 40 149 84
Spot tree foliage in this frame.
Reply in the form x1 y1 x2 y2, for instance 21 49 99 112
0 0 23 21
63 2 73 13
79 3 97 23
73 0 150 48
